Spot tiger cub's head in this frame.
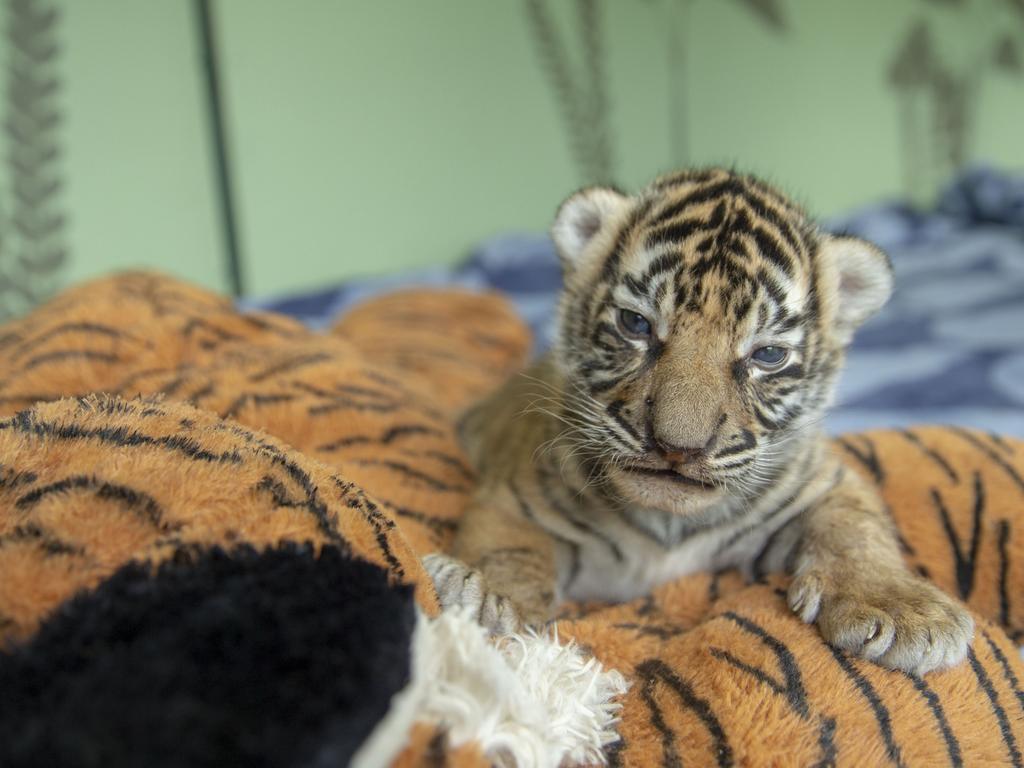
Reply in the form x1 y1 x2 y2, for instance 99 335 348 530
549 168 892 515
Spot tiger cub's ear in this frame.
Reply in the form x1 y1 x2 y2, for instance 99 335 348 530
551 187 630 274
819 235 894 346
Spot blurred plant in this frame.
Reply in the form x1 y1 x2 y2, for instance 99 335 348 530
0 0 66 321
889 0 1024 203
523 0 787 185
524 0 615 185
662 0 787 166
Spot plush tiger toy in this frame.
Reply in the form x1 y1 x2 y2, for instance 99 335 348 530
425 167 973 675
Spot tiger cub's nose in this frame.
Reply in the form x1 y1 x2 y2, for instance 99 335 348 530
654 438 707 466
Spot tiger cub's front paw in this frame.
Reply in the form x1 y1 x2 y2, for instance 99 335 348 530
422 553 523 635
788 569 974 674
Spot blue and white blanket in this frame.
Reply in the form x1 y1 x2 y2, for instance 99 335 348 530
252 168 1024 436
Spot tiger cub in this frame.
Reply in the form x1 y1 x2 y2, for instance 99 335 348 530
424 168 972 674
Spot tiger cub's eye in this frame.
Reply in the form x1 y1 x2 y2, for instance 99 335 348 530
751 345 790 369
617 308 652 338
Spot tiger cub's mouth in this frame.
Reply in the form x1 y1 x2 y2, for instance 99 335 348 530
619 464 718 491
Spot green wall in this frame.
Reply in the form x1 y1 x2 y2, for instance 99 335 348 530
62 0 222 292
0 0 1021 310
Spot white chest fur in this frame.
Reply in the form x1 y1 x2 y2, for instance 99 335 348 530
558 507 778 602
514 439 832 605
523 472 823 604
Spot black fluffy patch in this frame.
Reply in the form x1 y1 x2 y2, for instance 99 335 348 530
0 543 416 768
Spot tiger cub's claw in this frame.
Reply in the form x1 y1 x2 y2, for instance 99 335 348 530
422 552 523 635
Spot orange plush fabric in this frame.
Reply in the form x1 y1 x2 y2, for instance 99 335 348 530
0 272 1022 766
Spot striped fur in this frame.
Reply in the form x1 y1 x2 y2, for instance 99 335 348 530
431 168 974 674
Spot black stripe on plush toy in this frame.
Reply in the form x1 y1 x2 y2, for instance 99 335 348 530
0 543 416 768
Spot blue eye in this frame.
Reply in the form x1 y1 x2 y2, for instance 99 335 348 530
751 346 789 368
617 308 652 338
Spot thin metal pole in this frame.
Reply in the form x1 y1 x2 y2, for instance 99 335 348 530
195 0 244 296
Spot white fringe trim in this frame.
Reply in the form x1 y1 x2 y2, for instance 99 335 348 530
418 609 628 767
353 609 629 768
